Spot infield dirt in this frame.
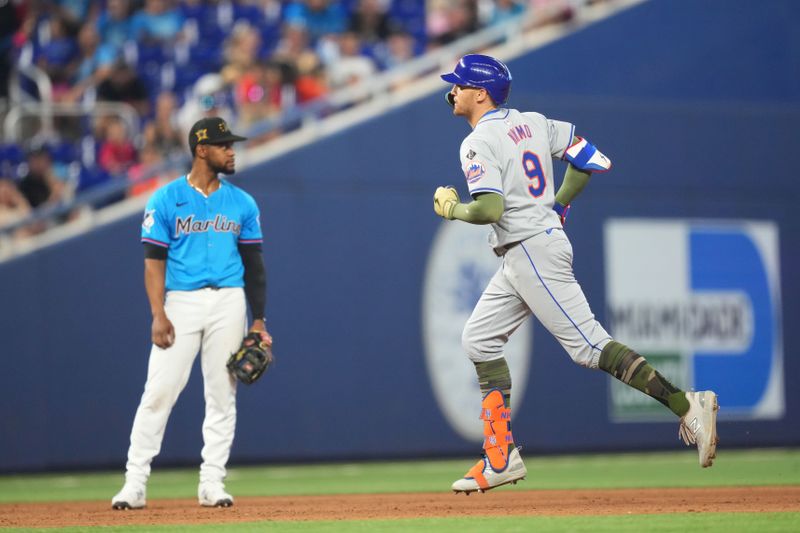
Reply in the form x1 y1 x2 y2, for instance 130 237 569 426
1 486 799 528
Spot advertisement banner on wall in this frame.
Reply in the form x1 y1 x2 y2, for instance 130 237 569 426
604 219 784 422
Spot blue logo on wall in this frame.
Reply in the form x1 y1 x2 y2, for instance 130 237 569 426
691 228 778 412
605 220 783 421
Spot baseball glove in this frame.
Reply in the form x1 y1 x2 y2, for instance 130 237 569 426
227 332 274 385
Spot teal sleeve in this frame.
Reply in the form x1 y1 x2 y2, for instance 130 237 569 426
239 194 263 243
452 192 504 224
554 163 592 207
140 190 171 246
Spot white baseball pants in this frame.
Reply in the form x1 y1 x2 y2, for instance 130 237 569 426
463 228 612 368
124 287 246 486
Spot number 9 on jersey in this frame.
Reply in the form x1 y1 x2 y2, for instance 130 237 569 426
522 151 545 198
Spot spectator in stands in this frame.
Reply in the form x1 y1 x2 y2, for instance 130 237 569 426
53 0 98 34
348 0 395 46
36 14 80 101
11 1 42 64
382 30 417 88
268 22 325 107
326 31 376 98
177 73 236 138
235 60 285 129
96 60 150 117
129 0 185 46
254 0 285 34
98 116 137 176
283 0 347 45
221 22 263 86
426 0 451 40
488 0 527 26
524 0 575 29
127 143 179 197
143 91 183 160
427 0 479 47
96 0 133 54
0 0 20 101
63 23 117 104
273 23 312 65
0 178 34 238
293 51 327 104
272 22 324 102
18 147 66 209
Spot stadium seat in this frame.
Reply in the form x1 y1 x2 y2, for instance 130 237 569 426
189 42 223 71
77 165 111 192
47 141 79 164
0 144 24 167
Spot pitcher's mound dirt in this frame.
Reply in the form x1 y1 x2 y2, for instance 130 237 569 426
1 486 798 528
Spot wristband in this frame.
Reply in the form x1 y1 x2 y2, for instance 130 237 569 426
553 203 570 224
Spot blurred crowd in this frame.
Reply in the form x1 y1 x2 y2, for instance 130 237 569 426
0 0 586 241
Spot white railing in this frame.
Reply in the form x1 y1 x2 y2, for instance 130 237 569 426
3 101 140 143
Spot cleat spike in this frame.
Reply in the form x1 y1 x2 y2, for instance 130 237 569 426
111 484 146 510
198 482 234 507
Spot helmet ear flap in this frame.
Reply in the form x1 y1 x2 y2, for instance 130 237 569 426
445 91 455 108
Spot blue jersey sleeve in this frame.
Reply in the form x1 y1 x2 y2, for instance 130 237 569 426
238 193 263 244
141 191 172 247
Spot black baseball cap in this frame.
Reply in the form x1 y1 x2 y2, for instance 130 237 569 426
188 117 247 153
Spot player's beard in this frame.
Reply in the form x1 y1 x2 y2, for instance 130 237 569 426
212 161 235 175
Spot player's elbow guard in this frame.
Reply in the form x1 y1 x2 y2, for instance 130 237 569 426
564 137 612 172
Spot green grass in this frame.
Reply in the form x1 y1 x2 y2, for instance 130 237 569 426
1 449 798 531
1 448 798 504
3 513 800 533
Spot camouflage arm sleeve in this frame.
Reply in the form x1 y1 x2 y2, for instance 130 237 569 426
554 163 592 207
452 192 504 225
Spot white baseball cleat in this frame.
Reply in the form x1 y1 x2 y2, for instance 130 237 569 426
452 447 527 494
198 481 234 507
678 390 720 468
111 482 146 510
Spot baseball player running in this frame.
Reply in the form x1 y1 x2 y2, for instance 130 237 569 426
433 55 719 494
112 117 271 509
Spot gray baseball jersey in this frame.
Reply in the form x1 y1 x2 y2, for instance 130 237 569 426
459 108 574 251
458 108 611 369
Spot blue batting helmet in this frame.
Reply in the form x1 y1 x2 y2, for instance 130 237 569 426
441 54 512 106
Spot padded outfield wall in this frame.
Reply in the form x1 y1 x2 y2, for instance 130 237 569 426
1 0 798 470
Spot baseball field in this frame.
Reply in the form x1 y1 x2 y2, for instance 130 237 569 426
0 448 798 531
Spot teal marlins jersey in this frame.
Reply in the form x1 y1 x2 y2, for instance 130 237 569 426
141 176 263 291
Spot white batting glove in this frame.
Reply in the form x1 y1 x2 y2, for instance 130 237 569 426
433 186 459 220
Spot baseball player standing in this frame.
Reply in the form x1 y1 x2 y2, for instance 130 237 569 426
112 117 271 509
433 55 719 494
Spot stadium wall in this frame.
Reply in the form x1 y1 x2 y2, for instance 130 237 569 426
1 0 798 471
